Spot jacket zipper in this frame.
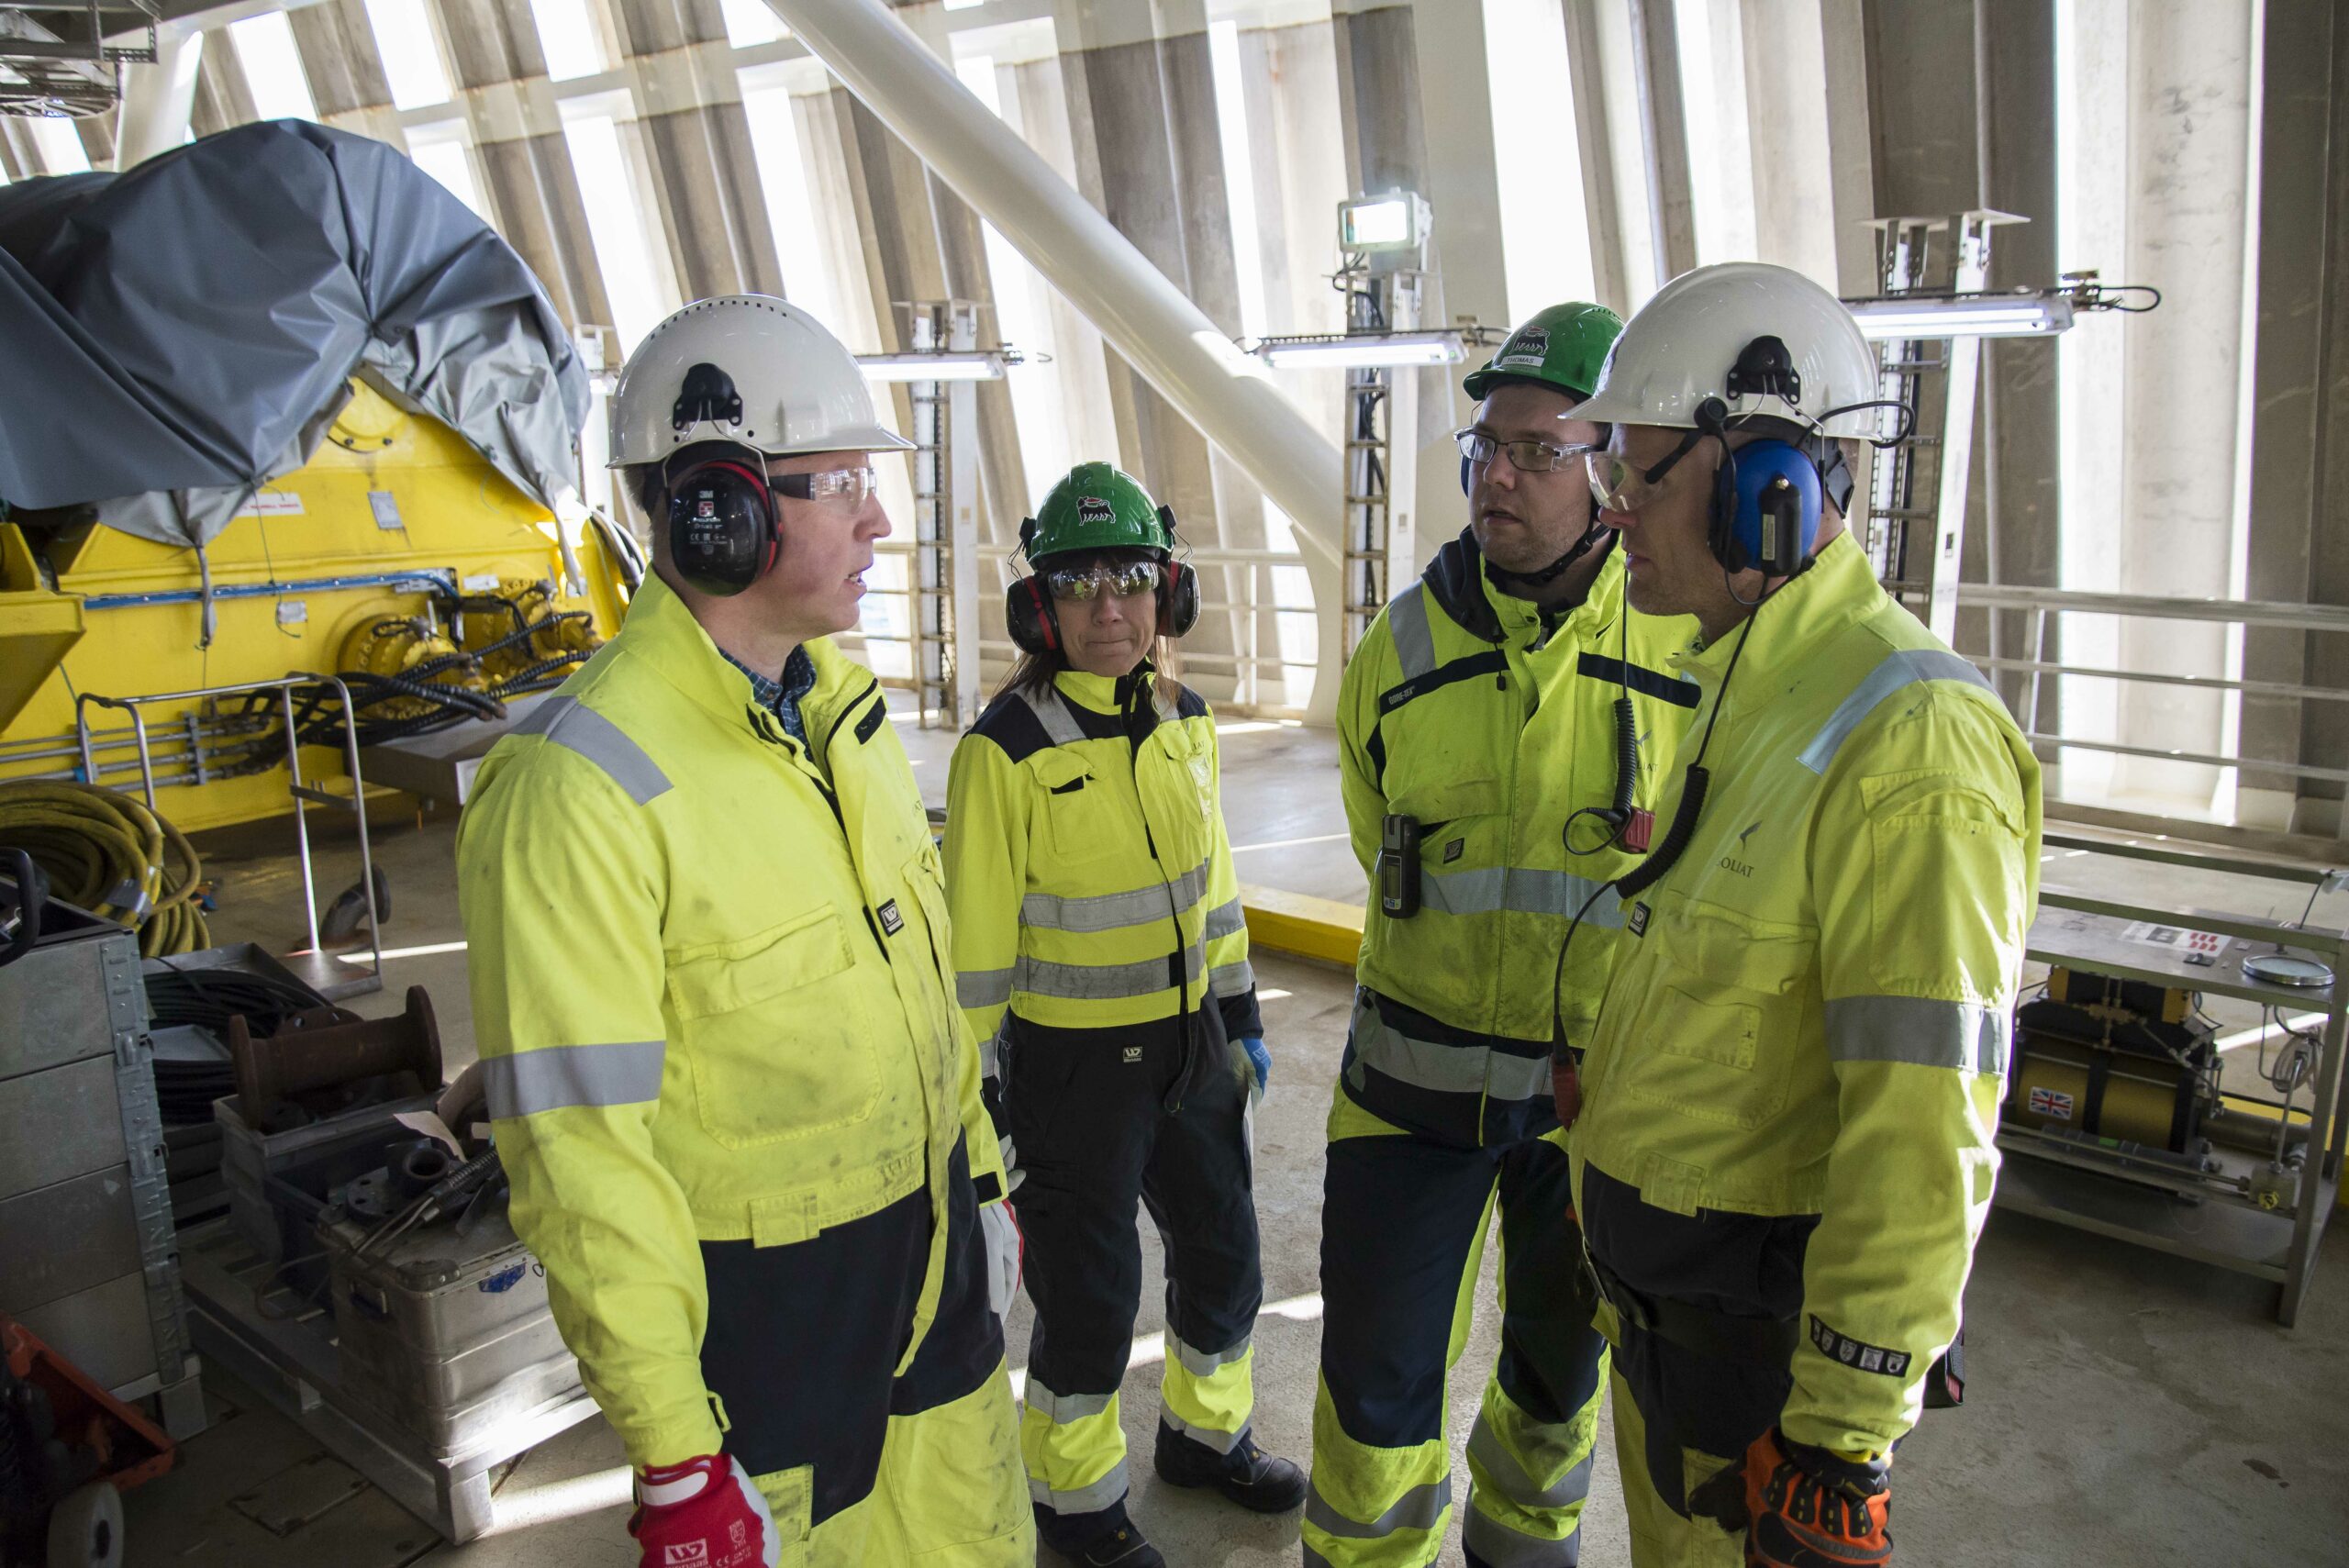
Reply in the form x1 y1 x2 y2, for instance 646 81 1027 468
801 679 890 956
1120 678 1196 1112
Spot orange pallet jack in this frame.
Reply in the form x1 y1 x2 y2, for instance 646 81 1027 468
0 1316 176 1568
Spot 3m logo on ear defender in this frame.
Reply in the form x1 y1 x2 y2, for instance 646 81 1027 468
1497 327 1549 368
1077 495 1116 527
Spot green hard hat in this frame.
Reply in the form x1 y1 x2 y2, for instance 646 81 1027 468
1462 301 1625 404
1024 462 1173 562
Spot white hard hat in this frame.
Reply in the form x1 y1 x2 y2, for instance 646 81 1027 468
1575 262 1880 439
607 295 915 467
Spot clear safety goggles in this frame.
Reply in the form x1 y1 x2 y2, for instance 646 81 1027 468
1454 428 1597 475
1584 428 1710 514
771 464 879 508
1046 559 1163 602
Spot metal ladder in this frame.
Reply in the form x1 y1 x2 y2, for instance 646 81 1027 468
903 301 979 729
1863 210 2021 643
1339 271 1426 662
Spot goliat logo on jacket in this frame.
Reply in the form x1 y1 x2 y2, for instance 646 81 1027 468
1719 820 1763 879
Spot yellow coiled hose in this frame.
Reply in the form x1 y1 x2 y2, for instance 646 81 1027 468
0 781 209 955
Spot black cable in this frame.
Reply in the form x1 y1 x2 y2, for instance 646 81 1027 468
1564 695 1638 857
144 957 325 1035
1618 609 1763 895
1547 607 1766 1066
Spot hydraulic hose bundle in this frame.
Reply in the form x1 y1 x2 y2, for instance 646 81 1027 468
282 591 599 751
0 781 209 955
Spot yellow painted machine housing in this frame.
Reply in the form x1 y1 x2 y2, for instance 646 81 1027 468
0 380 630 831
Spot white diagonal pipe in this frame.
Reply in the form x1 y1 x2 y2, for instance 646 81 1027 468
763 0 1347 720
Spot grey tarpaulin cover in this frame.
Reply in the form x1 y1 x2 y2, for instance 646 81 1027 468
0 119 587 547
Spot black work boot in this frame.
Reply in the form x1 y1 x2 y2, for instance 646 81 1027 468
1152 1421 1308 1514
1041 1502 1165 1568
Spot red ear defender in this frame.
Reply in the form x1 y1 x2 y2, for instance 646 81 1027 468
1033 579 1060 651
1005 573 1060 655
1157 557 1199 638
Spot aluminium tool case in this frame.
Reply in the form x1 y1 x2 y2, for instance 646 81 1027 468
316 1207 578 1459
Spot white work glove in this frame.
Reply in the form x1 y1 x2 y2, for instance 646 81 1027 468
1238 1035 1272 1105
979 1199 1021 1318
436 1060 487 1137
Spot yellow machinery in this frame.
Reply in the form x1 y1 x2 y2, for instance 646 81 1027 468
2007 968 2219 1156
0 380 631 832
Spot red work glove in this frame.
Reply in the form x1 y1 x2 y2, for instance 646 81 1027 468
629 1453 781 1568
1550 1051 1582 1129
1696 1429 1891 1568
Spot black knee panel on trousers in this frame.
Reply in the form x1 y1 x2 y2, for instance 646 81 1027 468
1319 1131 1604 1450
698 1138 1001 1528
1005 1010 1261 1404
1579 1162 1816 1516
1490 1138 1606 1427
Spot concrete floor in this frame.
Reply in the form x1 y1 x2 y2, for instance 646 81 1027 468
115 707 2349 1566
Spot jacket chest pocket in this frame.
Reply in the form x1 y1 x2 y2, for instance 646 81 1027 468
668 906 879 1149
1134 734 1216 880
1387 776 1507 883
1035 752 1123 867
1620 896 1815 1130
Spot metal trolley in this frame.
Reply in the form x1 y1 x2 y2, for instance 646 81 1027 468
73 674 382 999
2002 832 2347 1325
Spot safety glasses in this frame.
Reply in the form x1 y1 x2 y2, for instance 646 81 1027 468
771 465 879 508
1584 428 1710 514
1046 560 1163 602
1454 428 1597 475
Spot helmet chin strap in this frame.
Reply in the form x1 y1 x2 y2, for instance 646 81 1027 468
1488 520 1609 589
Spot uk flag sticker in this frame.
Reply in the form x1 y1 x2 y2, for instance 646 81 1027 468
2029 1085 2075 1122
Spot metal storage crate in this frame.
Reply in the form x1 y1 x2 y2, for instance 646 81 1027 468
217 1089 439 1283
0 886 205 1438
319 1210 578 1459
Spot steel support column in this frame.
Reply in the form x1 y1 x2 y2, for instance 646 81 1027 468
613 0 782 299
1976 0 2062 731
288 0 406 147
1628 0 1697 288
188 28 258 137
435 0 614 330
117 26 204 167
761 0 1344 718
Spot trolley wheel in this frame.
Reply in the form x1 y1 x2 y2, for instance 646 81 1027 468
46 1481 123 1568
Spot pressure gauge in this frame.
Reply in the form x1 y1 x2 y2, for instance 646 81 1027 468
2243 952 2335 990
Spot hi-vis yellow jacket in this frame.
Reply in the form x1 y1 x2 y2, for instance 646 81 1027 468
943 668 1256 1063
457 574 1003 1470
1336 530 1701 1148
1571 533 2041 1457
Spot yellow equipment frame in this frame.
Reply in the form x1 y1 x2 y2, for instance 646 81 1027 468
0 380 631 832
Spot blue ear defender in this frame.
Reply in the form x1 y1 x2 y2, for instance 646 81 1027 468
1709 439 1822 578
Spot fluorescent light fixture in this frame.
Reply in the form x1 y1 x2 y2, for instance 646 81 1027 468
856 351 1009 382
1256 330 1463 370
1339 190 1430 254
1846 292 2076 340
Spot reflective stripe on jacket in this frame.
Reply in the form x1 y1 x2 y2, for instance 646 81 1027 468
1336 530 1701 1147
1571 531 2042 1457
457 574 1004 1470
943 668 1257 1059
